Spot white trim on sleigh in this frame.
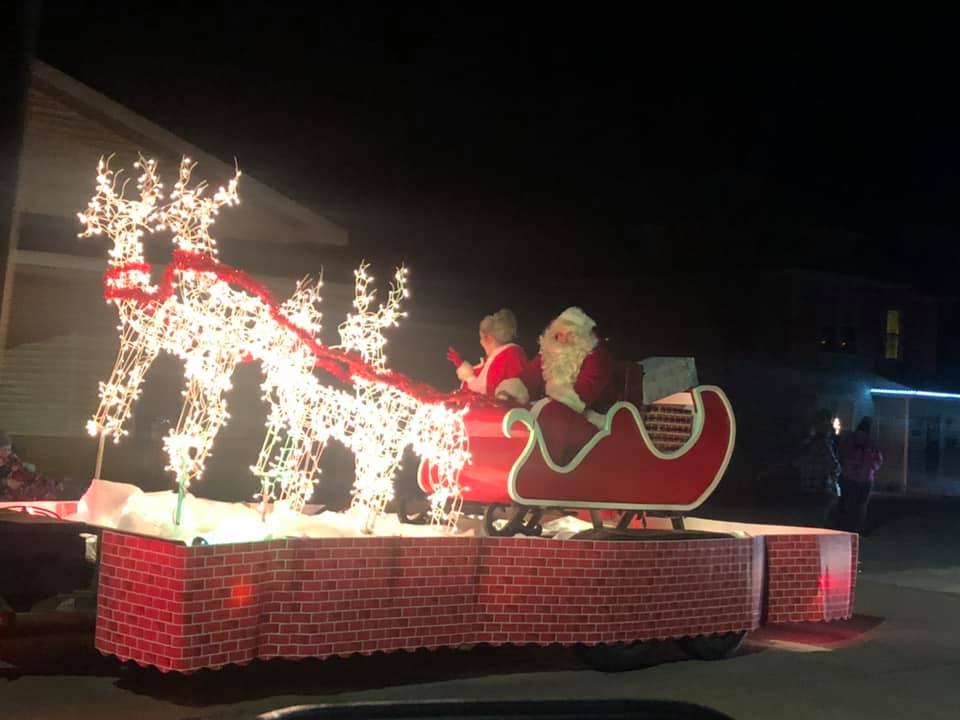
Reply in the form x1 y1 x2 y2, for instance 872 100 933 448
502 385 736 513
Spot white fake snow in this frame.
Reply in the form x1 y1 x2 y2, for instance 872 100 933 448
68 479 465 544
540 515 594 539
68 480 606 545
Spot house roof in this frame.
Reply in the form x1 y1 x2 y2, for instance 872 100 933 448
20 61 347 248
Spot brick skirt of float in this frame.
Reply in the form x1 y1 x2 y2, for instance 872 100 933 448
95 528 858 673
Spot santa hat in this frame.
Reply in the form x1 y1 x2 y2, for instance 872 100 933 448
556 307 596 333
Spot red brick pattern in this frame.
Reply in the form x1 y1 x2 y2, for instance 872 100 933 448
476 537 759 646
96 528 856 673
257 538 482 660
642 405 694 452
97 534 191 673
765 533 856 623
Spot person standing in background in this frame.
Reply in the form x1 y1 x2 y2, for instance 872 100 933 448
838 417 883 534
793 409 842 527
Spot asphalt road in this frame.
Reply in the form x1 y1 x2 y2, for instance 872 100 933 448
2 499 959 720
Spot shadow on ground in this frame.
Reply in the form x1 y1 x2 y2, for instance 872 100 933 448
2 616 888 709
115 645 589 705
1 631 592 706
1 629 752 707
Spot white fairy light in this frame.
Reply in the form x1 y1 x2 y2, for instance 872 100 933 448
82 155 469 531
336 262 408 372
78 154 164 443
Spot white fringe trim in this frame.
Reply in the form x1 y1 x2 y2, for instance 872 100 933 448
456 362 476 382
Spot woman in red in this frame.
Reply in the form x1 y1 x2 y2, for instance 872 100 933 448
447 309 529 404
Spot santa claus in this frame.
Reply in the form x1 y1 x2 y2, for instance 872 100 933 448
524 307 617 465
447 308 529 404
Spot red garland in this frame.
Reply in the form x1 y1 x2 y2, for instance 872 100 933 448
102 252 499 409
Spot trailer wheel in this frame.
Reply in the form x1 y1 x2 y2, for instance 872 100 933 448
397 498 430 525
677 631 746 660
575 640 663 672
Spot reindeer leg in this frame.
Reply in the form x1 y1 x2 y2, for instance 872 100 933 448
257 370 330 519
90 309 161 443
89 310 161 480
349 449 399 533
252 407 288 520
164 354 237 526
276 433 326 514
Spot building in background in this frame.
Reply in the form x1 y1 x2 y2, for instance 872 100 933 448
642 265 943 501
0 61 354 497
0 62 489 502
4 62 956 503
870 390 960 496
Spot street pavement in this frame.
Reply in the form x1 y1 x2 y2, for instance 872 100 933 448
2 497 959 719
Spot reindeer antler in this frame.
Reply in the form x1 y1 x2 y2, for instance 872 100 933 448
159 156 241 258
78 154 164 268
335 262 409 370
279 273 325 338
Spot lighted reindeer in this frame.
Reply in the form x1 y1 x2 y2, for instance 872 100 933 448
81 155 249 522
80 155 469 531
253 262 470 530
79 156 165 473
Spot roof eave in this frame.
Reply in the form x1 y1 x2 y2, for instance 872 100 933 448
30 60 347 248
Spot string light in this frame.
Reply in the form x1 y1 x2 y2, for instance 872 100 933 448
78 155 164 442
336 262 409 372
80 155 469 531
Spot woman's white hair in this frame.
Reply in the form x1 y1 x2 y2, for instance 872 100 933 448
479 308 518 345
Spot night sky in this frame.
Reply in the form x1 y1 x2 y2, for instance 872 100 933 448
28 5 960 313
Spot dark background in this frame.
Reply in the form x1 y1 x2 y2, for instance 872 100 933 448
3 2 960 504
14 4 960 360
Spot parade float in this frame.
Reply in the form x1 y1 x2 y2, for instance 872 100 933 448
7 154 857 673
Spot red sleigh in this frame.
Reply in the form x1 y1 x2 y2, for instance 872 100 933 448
419 381 736 536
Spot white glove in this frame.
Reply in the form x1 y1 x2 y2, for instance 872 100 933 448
456 362 475 382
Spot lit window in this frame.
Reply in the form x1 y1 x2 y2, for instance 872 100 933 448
885 310 901 360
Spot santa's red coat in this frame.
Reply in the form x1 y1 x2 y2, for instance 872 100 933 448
525 341 618 465
460 343 529 402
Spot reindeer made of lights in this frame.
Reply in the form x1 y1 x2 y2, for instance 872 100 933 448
80 155 469 531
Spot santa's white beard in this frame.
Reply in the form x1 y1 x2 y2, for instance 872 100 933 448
539 326 598 391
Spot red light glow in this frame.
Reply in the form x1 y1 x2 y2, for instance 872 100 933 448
229 582 254 607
